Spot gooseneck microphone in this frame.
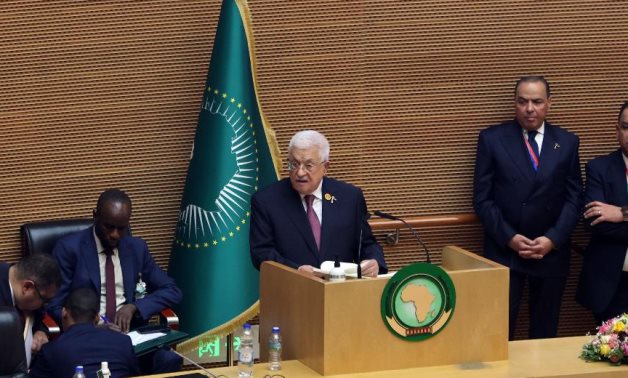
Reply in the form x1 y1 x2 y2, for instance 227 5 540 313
169 348 218 378
373 210 432 264
357 227 363 278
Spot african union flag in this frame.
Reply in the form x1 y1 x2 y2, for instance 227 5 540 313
168 0 280 353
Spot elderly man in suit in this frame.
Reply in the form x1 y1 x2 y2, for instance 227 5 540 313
577 101 628 324
48 188 182 374
0 253 61 368
30 287 140 378
473 76 583 339
250 129 387 277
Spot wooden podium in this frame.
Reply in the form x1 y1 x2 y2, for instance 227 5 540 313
259 246 509 376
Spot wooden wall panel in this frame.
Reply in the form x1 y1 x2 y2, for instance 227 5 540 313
2 0 627 340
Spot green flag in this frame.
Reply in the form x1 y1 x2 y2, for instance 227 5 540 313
168 0 280 351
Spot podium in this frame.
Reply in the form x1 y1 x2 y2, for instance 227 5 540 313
259 246 509 376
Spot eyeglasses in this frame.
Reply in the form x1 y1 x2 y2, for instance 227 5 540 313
287 159 326 173
29 280 52 305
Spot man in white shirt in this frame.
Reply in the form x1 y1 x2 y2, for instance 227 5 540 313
0 253 60 367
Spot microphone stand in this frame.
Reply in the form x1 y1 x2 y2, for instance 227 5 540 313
357 227 362 278
374 210 432 264
169 348 218 378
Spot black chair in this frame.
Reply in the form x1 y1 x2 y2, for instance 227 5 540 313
21 219 94 257
20 219 179 331
20 219 94 335
0 306 28 378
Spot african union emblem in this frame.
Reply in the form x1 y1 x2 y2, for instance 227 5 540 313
174 86 258 248
381 262 456 341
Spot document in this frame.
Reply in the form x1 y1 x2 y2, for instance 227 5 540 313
127 330 166 346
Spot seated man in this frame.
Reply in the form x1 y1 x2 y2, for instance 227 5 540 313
48 188 183 374
0 253 60 368
250 129 387 276
29 287 140 378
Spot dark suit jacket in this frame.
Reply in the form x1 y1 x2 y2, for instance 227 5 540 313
576 150 628 313
0 262 47 335
28 322 140 378
48 228 182 326
250 177 387 273
473 119 582 277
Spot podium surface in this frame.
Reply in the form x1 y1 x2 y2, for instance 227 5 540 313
145 336 628 378
259 246 509 375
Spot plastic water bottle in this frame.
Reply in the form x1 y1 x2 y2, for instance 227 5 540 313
72 365 86 378
329 255 345 282
268 326 282 371
238 323 254 377
97 361 111 378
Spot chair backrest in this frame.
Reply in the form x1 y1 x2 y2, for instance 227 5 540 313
0 306 27 377
21 219 93 256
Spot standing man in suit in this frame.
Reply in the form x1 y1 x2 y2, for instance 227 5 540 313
48 188 182 374
30 287 140 378
577 101 628 324
0 253 61 367
473 76 582 339
250 129 387 276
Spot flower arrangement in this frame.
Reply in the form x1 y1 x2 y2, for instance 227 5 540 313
581 313 628 365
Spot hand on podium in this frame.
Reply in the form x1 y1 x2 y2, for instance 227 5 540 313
360 259 379 278
297 265 315 274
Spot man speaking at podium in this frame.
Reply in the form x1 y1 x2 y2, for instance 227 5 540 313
250 130 387 277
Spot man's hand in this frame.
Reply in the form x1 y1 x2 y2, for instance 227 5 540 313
31 330 49 353
97 321 122 332
524 236 555 258
509 234 554 260
114 304 137 333
584 201 623 226
508 234 535 256
297 265 315 274
360 259 379 278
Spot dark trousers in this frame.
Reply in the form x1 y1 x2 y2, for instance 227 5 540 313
593 272 628 325
509 270 566 340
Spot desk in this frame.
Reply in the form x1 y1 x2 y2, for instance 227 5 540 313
141 336 628 378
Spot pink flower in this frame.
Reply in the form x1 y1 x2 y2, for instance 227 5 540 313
600 323 611 334
609 334 619 349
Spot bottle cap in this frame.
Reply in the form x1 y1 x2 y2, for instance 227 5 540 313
329 255 346 281
101 361 109 369
272 326 280 333
244 323 251 329
75 365 84 372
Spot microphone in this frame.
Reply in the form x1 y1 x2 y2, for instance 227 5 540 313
357 226 362 278
373 210 432 264
169 348 218 378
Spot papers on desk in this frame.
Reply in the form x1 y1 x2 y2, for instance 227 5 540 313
316 261 359 278
127 330 167 346
313 261 396 279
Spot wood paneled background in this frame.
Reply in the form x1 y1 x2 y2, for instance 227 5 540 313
2 0 627 340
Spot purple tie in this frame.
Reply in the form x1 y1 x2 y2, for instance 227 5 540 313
305 194 321 250
104 248 116 322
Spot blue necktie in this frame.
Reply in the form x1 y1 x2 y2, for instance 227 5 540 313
528 130 540 171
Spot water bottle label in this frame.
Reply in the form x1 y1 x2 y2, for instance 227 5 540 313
269 341 281 350
239 350 253 363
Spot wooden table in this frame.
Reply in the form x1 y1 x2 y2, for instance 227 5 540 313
141 336 628 378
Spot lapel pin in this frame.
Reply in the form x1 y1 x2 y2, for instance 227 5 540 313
554 143 560 150
324 193 336 203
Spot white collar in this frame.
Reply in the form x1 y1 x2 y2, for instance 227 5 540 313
523 122 545 135
301 179 324 200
